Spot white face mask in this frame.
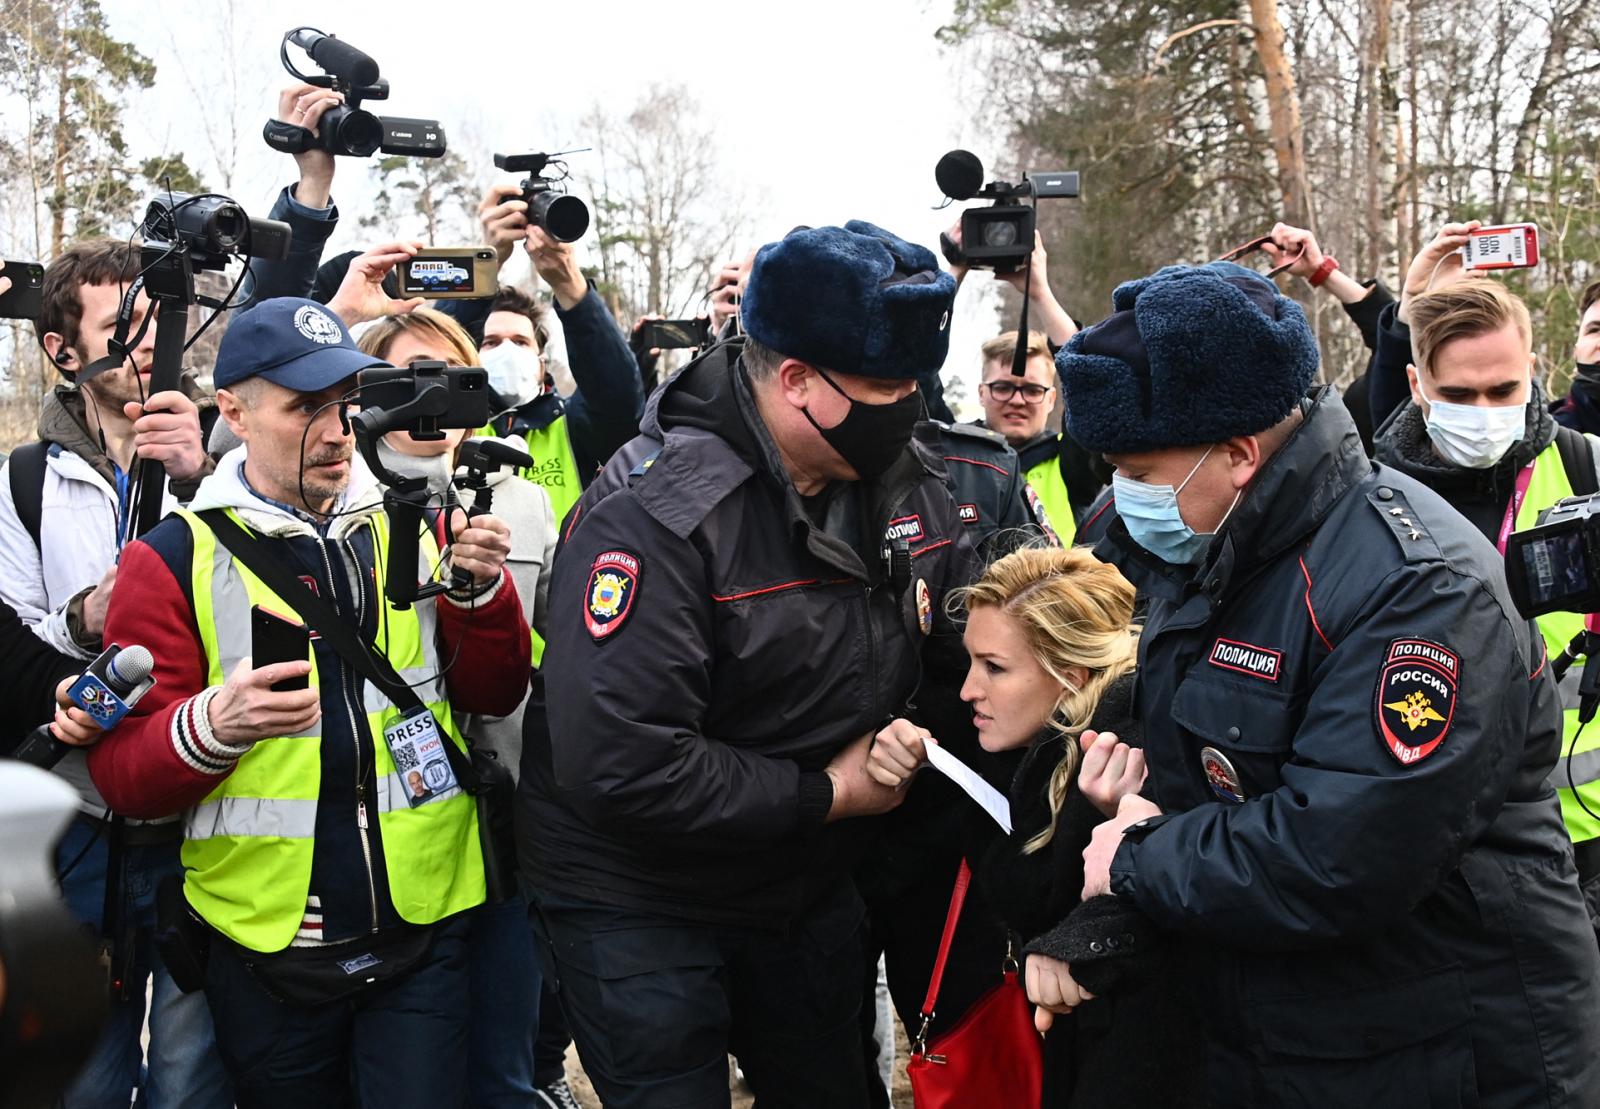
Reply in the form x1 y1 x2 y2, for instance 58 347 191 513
479 342 544 407
1419 384 1526 470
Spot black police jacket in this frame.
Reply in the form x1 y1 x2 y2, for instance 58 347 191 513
1097 388 1600 1106
930 420 1047 559
517 341 977 927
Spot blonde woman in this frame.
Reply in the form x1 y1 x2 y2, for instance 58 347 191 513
356 307 555 1109
869 546 1202 1107
356 308 556 673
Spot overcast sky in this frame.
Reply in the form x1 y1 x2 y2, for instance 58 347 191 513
95 0 1014 413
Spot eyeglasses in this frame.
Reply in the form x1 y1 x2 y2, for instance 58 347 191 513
981 380 1053 404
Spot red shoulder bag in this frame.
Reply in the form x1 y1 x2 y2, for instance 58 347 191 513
906 860 1044 1108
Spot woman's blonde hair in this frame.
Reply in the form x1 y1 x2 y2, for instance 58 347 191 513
952 546 1139 853
357 307 479 367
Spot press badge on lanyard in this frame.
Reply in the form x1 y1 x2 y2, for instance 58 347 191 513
382 706 457 806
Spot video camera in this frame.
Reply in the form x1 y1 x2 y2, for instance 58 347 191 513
494 151 590 243
140 192 292 276
264 27 446 160
345 361 491 608
1505 495 1600 619
934 149 1079 274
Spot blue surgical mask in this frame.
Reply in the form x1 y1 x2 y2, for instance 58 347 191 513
1113 446 1235 566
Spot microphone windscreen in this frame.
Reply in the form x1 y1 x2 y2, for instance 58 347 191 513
107 645 155 692
935 150 985 201
309 35 379 87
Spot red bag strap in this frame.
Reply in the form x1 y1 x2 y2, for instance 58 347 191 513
919 859 971 1019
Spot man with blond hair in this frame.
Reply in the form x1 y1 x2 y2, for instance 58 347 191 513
970 328 1105 541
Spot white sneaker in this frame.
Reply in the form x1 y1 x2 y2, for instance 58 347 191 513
534 1077 583 1109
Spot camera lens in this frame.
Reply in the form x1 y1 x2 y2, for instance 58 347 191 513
531 192 590 243
981 220 1020 248
207 204 246 252
329 107 382 158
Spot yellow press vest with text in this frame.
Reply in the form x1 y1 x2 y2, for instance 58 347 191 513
175 507 485 953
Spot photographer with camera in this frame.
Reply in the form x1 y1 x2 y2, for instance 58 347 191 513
1367 266 1600 881
355 306 556 1109
942 223 1108 543
472 183 645 525
0 241 233 1108
234 83 355 307
84 296 531 1108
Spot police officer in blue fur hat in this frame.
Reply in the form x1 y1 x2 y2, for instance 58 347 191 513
1057 261 1600 1107
518 221 979 1108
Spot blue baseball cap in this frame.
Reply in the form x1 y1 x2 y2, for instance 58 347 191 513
214 297 389 392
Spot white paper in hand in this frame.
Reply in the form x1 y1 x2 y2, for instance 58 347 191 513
924 738 1012 834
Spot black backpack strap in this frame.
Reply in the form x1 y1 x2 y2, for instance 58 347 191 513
7 440 49 550
194 509 480 789
1554 425 1600 498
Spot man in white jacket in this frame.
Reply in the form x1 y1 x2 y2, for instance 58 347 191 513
0 237 230 1109
0 239 212 656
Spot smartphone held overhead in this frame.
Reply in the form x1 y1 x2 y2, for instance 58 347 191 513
398 247 499 299
1461 223 1540 271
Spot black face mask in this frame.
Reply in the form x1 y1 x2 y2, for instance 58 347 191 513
1574 361 1600 401
802 368 923 480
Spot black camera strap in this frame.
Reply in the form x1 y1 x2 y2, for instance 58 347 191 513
195 509 480 790
1555 426 1600 498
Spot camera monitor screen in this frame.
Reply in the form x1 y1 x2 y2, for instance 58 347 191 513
1519 530 1589 611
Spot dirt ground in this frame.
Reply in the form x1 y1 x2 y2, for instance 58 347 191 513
565 1022 916 1108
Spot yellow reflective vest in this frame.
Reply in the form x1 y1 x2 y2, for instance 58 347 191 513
1517 439 1600 844
175 507 484 953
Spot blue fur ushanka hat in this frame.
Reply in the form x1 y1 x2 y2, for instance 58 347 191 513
1058 261 1320 454
740 220 957 381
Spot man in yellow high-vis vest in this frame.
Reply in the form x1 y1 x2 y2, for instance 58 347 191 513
1373 268 1600 894
87 298 531 1109
968 328 1110 546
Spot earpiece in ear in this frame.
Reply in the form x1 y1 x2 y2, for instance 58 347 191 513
53 349 73 367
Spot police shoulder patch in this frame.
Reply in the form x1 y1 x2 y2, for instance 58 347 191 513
1375 637 1459 765
584 550 641 642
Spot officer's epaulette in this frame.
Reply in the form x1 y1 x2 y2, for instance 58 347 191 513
933 419 1010 451
1366 484 1443 563
627 450 661 482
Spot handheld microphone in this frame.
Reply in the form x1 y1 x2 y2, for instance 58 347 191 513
288 28 380 88
10 645 157 769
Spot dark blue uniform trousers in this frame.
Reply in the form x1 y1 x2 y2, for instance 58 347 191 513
530 883 870 1109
